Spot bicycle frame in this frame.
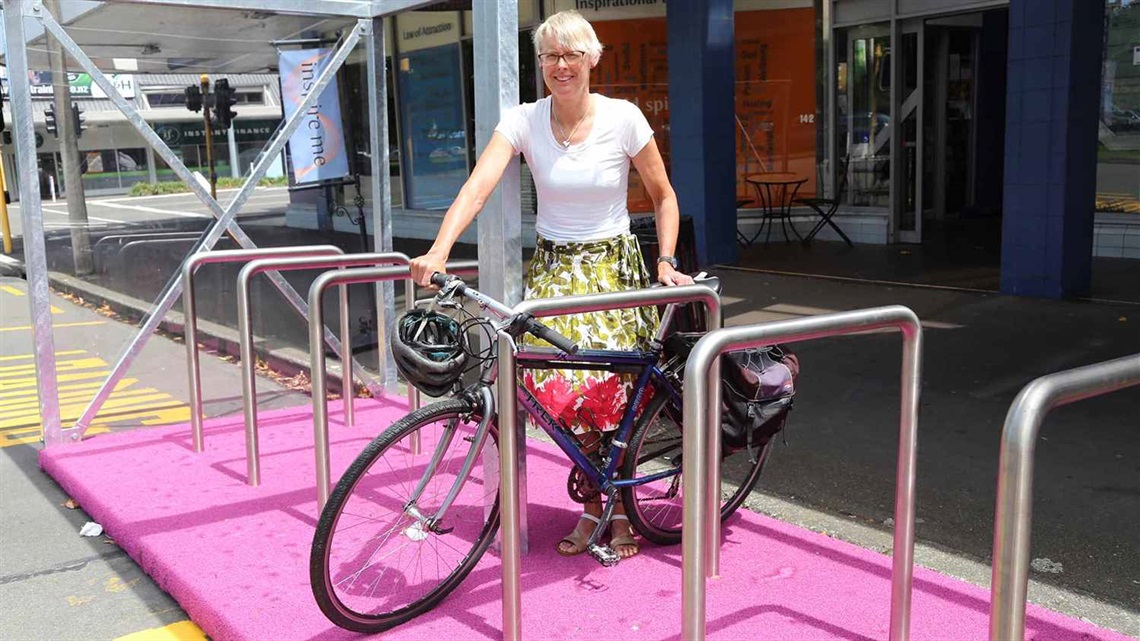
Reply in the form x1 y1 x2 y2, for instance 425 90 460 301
513 346 683 496
401 277 699 534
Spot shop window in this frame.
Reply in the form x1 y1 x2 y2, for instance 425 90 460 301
146 89 263 108
79 148 148 190
1097 1 1140 215
398 43 468 209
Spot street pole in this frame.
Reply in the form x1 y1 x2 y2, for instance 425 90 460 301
0 145 13 254
200 75 217 200
44 0 93 275
228 120 240 178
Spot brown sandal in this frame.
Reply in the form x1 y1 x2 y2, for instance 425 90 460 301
556 513 601 556
608 514 640 558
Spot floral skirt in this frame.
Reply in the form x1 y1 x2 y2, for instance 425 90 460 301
521 233 659 434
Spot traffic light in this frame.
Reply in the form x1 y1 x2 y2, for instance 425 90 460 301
45 105 57 137
71 104 85 139
212 78 237 128
185 85 203 112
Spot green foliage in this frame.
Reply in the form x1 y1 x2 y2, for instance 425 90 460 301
128 176 288 197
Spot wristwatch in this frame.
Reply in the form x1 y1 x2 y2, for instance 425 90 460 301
657 255 679 269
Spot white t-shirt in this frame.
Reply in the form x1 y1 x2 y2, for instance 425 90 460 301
494 94 654 242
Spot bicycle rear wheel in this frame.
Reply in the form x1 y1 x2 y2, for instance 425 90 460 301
620 389 771 546
310 398 500 633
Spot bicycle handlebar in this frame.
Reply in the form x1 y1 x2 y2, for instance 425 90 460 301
429 272 580 355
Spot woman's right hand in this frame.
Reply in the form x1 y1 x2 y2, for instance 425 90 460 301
410 250 448 287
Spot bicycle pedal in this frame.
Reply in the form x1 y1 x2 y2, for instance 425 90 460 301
587 544 620 567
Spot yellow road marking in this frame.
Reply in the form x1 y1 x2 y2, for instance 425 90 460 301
0 357 107 378
1 370 113 391
1 393 181 428
0 381 139 410
0 377 138 400
0 350 85 362
0 352 189 447
0 320 107 333
113 621 207 641
0 285 63 313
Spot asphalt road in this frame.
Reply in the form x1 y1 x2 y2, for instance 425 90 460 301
4 186 290 239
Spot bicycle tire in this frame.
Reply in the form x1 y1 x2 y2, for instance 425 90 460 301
620 388 770 546
311 398 500 633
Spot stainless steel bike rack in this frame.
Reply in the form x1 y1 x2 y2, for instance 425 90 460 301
236 252 412 486
182 246 344 453
989 354 1140 641
497 284 722 641
94 232 203 273
307 260 480 509
680 306 922 641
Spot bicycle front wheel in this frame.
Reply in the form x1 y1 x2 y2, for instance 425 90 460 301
621 389 771 546
310 398 500 633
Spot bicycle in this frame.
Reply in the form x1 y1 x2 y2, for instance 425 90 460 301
310 273 774 633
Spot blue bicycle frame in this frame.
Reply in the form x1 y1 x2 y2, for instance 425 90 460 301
514 346 684 497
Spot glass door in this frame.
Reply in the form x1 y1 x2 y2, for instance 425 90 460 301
837 25 892 208
896 21 924 243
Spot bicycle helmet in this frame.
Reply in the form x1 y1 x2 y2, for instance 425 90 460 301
392 309 468 397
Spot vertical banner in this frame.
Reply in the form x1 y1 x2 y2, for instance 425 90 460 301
279 48 350 184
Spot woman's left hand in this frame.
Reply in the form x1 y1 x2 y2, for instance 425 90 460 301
657 263 694 286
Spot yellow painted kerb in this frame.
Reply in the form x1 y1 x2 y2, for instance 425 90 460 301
113 620 207 641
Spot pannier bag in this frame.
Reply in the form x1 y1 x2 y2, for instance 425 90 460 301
661 332 800 462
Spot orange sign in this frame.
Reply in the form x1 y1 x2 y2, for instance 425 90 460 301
588 8 818 212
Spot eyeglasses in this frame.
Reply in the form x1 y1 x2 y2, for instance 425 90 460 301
538 51 586 66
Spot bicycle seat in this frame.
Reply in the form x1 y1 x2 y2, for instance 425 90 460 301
693 274 721 294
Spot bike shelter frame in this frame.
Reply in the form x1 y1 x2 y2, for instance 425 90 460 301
307 261 479 509
496 284 722 641
989 354 1140 641
236 252 414 485
4 0 446 444
680 306 923 641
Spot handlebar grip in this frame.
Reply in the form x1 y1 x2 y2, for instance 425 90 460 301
430 272 450 287
528 320 579 355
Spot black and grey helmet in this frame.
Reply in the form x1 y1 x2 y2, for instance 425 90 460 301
391 309 468 397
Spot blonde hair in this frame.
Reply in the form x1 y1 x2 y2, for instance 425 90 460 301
533 10 603 66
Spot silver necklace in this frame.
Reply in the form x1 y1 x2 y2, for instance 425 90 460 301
552 100 590 148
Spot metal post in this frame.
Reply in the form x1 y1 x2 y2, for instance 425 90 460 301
4 0 62 443
681 306 922 641
201 75 218 199
496 327 523 641
990 355 1140 641
307 261 479 508
500 284 722 641
365 16 398 394
237 252 411 485
43 0 94 276
182 246 344 453
32 12 366 439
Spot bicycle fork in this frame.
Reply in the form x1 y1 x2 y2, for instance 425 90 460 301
403 387 496 538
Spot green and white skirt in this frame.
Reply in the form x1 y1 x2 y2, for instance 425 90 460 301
521 233 659 435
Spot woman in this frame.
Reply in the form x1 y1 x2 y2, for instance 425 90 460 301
410 10 691 559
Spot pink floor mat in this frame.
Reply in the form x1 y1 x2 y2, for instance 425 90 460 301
39 399 1134 641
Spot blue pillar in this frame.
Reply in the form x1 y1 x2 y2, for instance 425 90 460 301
1001 0 1106 298
668 0 736 267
